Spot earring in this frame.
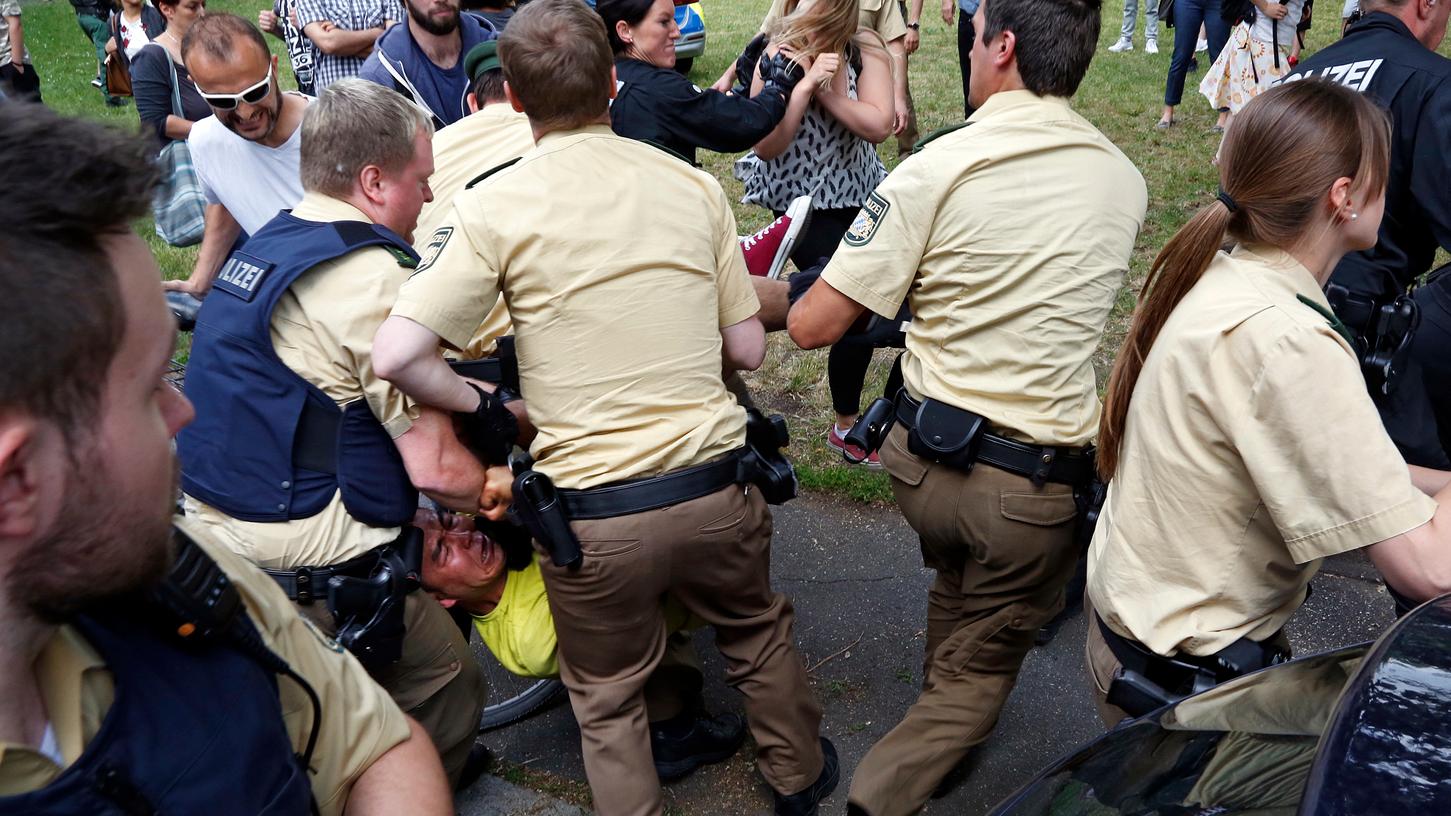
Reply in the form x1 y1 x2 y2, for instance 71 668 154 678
1351 212 1359 220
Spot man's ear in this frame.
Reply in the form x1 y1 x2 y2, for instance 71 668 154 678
467 91 482 114
358 164 386 205
0 422 47 540
504 79 526 113
994 29 1016 70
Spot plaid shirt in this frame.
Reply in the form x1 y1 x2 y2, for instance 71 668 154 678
294 0 400 90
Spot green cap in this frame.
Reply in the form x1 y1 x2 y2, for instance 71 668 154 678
463 40 502 82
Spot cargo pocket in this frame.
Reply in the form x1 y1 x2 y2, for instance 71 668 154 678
999 490 1077 527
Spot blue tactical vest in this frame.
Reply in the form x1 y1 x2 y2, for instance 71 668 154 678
0 611 314 815
178 214 420 527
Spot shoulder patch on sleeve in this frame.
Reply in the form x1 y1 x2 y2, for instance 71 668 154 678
843 192 890 247
414 226 454 274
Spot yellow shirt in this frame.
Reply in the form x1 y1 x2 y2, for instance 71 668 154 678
1087 245 1438 657
821 90 1147 445
393 124 760 489
762 0 908 42
475 556 698 679
416 103 537 358
185 193 420 568
0 517 411 814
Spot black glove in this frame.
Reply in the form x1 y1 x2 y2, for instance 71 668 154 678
758 50 807 100
457 383 519 465
732 33 770 94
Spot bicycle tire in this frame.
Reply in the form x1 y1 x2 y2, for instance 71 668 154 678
480 677 567 732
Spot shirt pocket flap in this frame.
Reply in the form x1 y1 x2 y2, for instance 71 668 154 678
1000 490 1077 527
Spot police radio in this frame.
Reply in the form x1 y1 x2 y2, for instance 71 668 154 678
1326 283 1421 399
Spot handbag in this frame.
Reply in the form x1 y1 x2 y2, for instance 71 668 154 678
151 45 205 247
104 14 131 96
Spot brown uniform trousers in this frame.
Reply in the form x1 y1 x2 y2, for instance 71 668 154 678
298 590 487 785
848 425 1080 816
540 483 825 816
1084 602 1133 728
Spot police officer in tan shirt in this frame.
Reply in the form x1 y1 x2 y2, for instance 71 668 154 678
373 3 836 814
0 103 450 815
176 79 489 786
1086 81 1451 727
788 0 1145 811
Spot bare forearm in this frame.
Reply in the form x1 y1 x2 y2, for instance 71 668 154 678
754 83 813 160
373 317 483 413
164 114 193 141
8 16 23 65
169 206 240 295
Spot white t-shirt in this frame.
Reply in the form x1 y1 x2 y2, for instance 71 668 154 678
188 94 309 236
118 10 151 59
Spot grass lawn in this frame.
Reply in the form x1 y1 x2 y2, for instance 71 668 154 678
20 0 1353 502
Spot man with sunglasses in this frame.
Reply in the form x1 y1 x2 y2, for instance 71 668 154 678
164 13 309 298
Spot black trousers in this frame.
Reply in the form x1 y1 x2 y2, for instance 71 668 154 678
957 9 975 118
1381 276 1451 468
0 63 42 103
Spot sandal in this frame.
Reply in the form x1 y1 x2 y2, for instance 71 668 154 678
1154 118 1174 130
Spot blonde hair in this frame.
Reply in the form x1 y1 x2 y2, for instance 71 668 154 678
769 0 888 86
300 78 432 197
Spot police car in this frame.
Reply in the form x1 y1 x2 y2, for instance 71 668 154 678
990 595 1451 814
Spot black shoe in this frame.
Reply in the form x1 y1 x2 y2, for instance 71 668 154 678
456 742 494 792
650 709 747 782
773 738 839 816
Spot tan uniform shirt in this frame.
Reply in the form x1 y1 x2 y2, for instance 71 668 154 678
394 124 759 489
821 90 1147 445
1088 245 1438 657
762 0 907 42
415 103 537 358
0 517 411 813
185 193 419 568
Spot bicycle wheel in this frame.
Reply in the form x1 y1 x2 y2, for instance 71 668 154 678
473 635 567 731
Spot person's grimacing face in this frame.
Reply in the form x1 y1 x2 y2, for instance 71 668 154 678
189 46 283 143
623 0 680 69
420 524 506 613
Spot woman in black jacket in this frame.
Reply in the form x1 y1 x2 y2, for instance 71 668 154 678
598 0 803 166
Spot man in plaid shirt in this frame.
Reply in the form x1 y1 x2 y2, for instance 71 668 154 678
297 0 400 90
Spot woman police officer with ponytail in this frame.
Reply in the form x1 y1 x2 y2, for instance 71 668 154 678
1085 78 1451 726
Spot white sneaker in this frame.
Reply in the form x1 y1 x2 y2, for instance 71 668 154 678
1145 38 1159 54
1108 38 1133 53
1195 38 1208 52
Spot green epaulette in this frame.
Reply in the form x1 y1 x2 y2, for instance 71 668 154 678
1296 293 1361 352
910 121 973 156
384 245 418 269
465 156 523 190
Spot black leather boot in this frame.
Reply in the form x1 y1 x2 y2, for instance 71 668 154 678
773 737 839 816
649 709 747 781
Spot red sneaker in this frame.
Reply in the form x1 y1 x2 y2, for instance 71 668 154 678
740 195 811 280
826 423 882 468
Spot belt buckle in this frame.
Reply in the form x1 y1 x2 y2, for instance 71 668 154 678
295 566 314 605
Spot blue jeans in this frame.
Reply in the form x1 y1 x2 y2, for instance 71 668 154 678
1164 0 1230 106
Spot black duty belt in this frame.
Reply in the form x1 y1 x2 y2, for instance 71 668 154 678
893 392 1093 486
265 542 389 605
559 451 745 521
1095 613 1288 697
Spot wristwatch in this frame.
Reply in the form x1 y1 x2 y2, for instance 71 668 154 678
907 21 920 29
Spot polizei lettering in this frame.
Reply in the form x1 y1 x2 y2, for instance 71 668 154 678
1278 59 1384 92
213 255 274 301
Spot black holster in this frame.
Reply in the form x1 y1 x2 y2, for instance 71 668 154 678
327 528 423 668
1326 284 1421 400
509 453 583 571
740 408 798 504
446 335 520 392
1098 615 1289 718
842 395 898 462
1073 469 1107 554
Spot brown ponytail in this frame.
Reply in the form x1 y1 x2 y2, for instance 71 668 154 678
1096 79 1391 481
